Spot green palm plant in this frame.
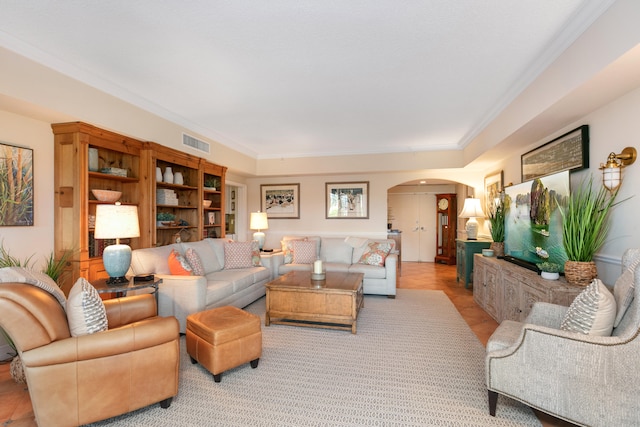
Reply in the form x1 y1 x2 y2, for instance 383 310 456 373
488 202 506 243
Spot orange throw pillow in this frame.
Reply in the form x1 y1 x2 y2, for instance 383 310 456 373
168 249 193 275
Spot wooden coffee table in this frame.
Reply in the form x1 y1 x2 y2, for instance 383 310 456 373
265 271 364 334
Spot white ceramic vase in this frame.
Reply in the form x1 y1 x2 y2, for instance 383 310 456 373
88 148 99 172
541 271 560 280
163 167 173 183
173 171 184 185
156 167 163 182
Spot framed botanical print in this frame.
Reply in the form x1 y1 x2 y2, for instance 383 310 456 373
0 142 33 226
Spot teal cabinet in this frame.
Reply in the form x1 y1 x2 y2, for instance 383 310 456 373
456 239 492 288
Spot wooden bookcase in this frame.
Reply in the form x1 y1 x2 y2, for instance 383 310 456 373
201 161 227 239
52 122 151 294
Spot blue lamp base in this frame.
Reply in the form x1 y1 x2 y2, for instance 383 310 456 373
102 244 132 284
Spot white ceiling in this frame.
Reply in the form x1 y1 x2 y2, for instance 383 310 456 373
0 1 614 159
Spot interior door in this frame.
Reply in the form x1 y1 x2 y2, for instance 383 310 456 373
388 193 436 262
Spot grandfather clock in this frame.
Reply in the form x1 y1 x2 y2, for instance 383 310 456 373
435 193 457 265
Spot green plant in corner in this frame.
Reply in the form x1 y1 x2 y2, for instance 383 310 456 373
488 201 506 243
42 249 74 283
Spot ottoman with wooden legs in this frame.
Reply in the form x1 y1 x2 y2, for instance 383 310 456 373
186 306 262 382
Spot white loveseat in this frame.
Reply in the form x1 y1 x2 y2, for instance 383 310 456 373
129 238 272 332
271 236 397 298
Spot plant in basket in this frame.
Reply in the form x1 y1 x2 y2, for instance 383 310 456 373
559 176 622 286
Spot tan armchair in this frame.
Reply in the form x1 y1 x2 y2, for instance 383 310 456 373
486 248 640 426
0 282 180 427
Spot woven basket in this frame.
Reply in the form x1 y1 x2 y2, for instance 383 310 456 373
490 242 504 257
564 260 597 286
10 356 26 384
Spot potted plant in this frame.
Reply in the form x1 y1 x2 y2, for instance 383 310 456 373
156 212 176 227
488 200 507 257
559 176 620 286
537 261 561 280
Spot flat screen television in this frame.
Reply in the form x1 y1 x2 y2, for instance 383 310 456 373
503 170 570 272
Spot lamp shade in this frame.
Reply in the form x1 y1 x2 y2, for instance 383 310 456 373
250 211 269 230
94 203 140 240
459 198 485 218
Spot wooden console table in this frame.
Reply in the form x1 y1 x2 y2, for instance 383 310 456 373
473 254 582 323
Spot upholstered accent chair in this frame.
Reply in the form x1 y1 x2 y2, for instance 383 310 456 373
485 248 640 426
0 282 180 427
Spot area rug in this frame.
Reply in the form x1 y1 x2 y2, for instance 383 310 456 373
88 289 540 426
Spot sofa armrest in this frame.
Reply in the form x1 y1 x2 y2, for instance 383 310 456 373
104 294 157 329
524 302 568 329
21 316 179 367
271 252 285 277
154 274 207 332
385 252 397 281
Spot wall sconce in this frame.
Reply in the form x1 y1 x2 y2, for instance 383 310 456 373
94 203 140 284
250 211 269 250
600 147 636 191
459 198 485 240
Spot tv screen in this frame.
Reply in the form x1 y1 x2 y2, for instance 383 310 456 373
503 170 570 272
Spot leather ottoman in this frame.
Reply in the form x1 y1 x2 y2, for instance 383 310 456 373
186 306 262 382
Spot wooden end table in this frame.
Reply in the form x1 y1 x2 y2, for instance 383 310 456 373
265 271 364 334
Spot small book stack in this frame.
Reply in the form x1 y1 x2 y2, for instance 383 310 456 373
156 189 178 205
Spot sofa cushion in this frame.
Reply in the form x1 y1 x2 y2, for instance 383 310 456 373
613 256 640 327
281 237 306 264
168 249 193 275
320 237 353 264
348 263 387 279
224 241 261 269
130 244 176 275
358 241 393 266
182 240 222 274
352 239 395 264
560 278 616 336
0 267 67 307
66 278 108 337
205 280 235 306
292 240 317 264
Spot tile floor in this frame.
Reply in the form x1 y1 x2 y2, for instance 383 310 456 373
0 262 576 426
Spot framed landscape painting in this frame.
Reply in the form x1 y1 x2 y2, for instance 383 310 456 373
261 183 300 219
326 181 369 219
0 142 33 226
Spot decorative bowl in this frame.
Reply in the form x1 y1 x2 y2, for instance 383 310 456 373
203 200 212 208
91 189 122 203
482 249 495 257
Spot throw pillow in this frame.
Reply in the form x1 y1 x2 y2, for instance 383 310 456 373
168 249 193 275
292 240 317 264
358 241 393 266
66 278 108 337
225 241 261 269
281 238 306 264
185 247 205 276
560 278 617 336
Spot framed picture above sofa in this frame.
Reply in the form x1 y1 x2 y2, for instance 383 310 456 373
326 181 369 219
261 183 300 219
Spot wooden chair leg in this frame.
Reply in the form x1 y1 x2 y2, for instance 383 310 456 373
488 390 498 416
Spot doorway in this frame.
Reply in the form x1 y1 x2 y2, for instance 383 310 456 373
388 193 436 262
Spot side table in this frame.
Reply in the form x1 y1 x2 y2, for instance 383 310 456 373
92 278 162 304
456 239 492 289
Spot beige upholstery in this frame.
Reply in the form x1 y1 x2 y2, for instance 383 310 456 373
186 306 262 382
486 248 640 426
0 282 180 427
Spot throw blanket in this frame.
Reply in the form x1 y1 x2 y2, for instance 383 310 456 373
0 267 67 307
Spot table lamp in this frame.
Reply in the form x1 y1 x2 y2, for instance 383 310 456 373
459 198 485 240
250 211 269 250
94 203 140 284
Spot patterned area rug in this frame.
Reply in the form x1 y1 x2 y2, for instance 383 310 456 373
89 289 540 426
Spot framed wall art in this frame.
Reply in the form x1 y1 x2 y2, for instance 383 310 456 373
484 170 504 214
0 142 33 226
521 125 589 181
326 181 369 219
261 183 300 219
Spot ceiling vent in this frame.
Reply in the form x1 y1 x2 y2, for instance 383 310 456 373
182 133 210 154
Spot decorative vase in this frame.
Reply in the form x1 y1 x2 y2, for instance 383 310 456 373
163 167 173 183
173 171 184 185
564 260 597 286
490 242 504 257
88 148 99 171
541 271 560 280
10 356 26 384
156 167 163 182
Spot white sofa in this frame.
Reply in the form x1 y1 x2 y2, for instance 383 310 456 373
271 236 397 298
129 238 272 332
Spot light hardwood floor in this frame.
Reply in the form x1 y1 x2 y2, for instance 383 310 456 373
0 262 576 426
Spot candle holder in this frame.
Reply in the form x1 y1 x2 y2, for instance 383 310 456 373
311 272 326 281
312 257 326 281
